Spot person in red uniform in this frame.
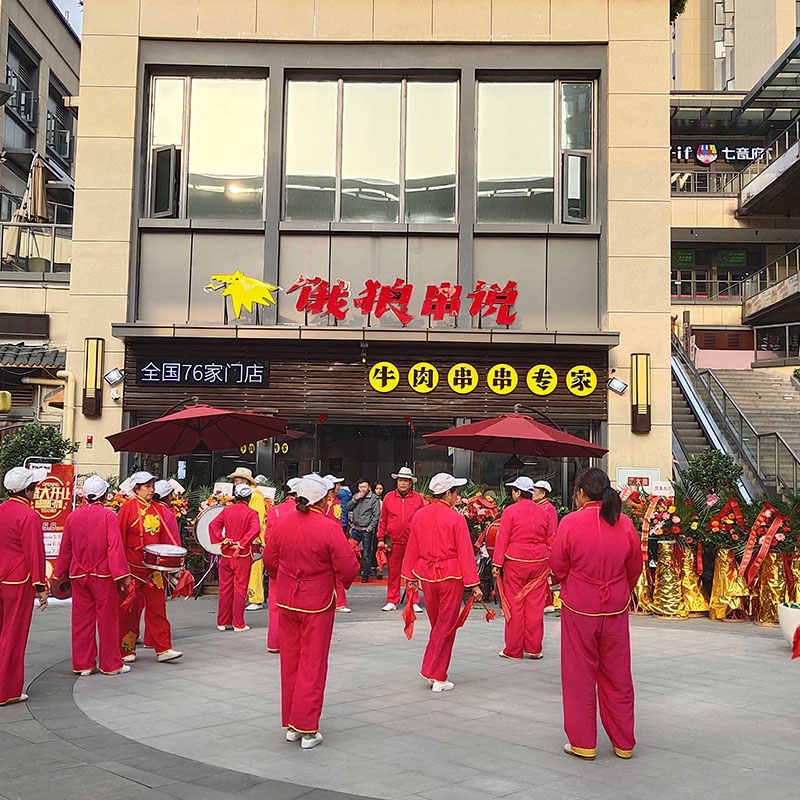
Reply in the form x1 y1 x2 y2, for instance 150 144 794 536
153 480 182 546
0 467 48 706
402 472 482 692
377 466 425 613
549 468 643 761
263 477 300 653
492 476 553 660
117 471 183 664
209 483 261 633
322 475 351 614
55 475 131 676
264 474 359 750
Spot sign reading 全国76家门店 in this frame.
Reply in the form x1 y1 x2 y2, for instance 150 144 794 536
136 359 269 387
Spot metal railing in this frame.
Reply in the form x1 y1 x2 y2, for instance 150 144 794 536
670 169 743 195
672 334 800 497
0 222 72 274
732 117 800 195
742 243 800 300
753 322 800 363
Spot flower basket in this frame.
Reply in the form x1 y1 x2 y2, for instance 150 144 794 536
680 544 709 615
649 540 688 618
753 551 786 626
709 547 750 621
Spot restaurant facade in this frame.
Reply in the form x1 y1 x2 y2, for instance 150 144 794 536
65 0 672 495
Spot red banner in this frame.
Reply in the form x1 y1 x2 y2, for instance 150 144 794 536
31 463 75 559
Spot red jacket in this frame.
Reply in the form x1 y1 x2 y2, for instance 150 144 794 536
153 500 181 546
208 502 261 558
117 496 175 574
537 499 558 539
265 498 296 541
492 498 553 567
377 489 425 545
549 502 643 616
56 503 129 580
0 496 46 587
401 500 480 586
264 506 359 613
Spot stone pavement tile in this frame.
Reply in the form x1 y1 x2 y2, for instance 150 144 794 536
454 774 532 797
0 719 60 743
234 780 314 800
0 763 150 800
160 783 232 800
347 771 452 798
95 760 180 788
192 769 271 793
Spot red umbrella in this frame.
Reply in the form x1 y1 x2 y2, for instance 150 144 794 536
106 404 288 456
423 414 606 459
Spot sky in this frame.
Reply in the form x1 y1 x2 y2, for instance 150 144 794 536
50 0 83 36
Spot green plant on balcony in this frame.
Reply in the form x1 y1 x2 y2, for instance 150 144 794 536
671 0 687 21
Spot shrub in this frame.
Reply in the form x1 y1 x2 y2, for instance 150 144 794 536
0 423 79 473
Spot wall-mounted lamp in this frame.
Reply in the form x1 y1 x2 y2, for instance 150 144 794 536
82 338 105 417
110 389 121 402
630 353 651 433
608 376 628 395
360 341 369 365
103 367 124 386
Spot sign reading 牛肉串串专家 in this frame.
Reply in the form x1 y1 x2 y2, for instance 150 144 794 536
136 359 269 387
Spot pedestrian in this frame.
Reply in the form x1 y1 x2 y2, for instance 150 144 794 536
228 468 267 611
322 475 351 613
209 484 262 633
492 476 553 660
0 467 48 705
374 482 385 501
533 480 561 614
346 478 381 583
337 481 352 535
377 466 425 612
401 472 482 692
263 474 360 750
55 475 131 676
549 468 643 760
117 471 183 663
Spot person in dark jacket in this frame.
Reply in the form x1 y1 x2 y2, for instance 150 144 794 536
346 479 381 583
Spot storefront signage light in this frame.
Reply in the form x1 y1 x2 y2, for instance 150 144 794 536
287 275 518 326
136 359 269 387
369 363 597 397
670 142 766 165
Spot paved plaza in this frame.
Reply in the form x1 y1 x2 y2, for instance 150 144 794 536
2 586 800 800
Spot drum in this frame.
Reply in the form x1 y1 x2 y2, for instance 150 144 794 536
484 520 500 558
142 544 187 573
46 560 72 599
194 504 224 555
251 541 263 562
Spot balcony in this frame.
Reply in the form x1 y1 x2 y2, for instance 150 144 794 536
671 169 743 195
742 245 800 324
5 68 36 127
46 111 71 162
0 222 71 277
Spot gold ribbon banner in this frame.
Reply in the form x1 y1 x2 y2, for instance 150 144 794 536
786 552 800 604
680 545 709 615
709 548 750 621
650 540 688 618
630 564 652 614
753 551 786 626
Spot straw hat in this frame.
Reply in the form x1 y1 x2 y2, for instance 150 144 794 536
227 467 256 484
391 466 416 480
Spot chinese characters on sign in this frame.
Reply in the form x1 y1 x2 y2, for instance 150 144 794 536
136 359 269 387
369 363 598 397
31 463 75 559
288 276 518 326
670 143 766 165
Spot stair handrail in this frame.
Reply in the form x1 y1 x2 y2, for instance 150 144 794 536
671 334 800 496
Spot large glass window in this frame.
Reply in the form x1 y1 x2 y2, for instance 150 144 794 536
283 78 458 223
147 76 267 220
477 82 555 223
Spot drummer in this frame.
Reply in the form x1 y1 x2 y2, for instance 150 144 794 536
117 471 183 663
153 480 182 546
208 484 262 632
228 468 267 612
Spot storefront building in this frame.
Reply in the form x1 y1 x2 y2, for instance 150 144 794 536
66 0 672 493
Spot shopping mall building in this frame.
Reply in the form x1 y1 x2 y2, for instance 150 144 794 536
5 0 677 494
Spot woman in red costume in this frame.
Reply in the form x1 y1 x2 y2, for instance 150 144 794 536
0 467 47 705
264 474 359 750
117 471 183 664
322 475 351 614
549 468 643 761
492 476 553 660
209 483 261 632
56 475 131 676
401 473 482 693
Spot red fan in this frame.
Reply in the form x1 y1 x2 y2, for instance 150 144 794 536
495 574 512 621
120 580 138 612
403 586 420 640
376 548 388 570
171 571 196 599
446 596 476 636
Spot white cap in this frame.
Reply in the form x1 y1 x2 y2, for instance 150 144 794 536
533 480 552 494
83 475 110 500
429 472 468 495
296 474 329 505
130 470 156 487
286 477 302 494
234 484 253 499
3 466 47 492
505 476 535 493
154 480 174 499
391 466 416 480
323 473 344 485
320 475 336 491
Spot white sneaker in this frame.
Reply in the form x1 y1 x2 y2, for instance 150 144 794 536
431 680 454 693
216 625 229 631
382 602 397 612
246 603 264 611
105 665 131 675
544 605 556 613
78 668 96 677
285 728 302 742
121 654 136 663
157 649 183 663
336 606 352 613
233 625 251 632
413 604 423 613
301 732 323 749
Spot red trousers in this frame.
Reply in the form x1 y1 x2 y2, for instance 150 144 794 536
217 556 251 629
420 579 464 682
561 607 636 753
119 578 172 656
71 576 123 674
501 560 548 658
0 582 34 704
266 579 280 651
279 605 335 733
386 542 407 604
335 580 347 608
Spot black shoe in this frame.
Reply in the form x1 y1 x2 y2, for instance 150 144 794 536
361 576 370 583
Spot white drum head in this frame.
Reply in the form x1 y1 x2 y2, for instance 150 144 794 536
195 505 225 555
143 544 187 557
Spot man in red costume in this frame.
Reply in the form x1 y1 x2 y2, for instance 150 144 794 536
264 474 360 749
263 477 300 652
209 483 261 632
117 471 183 663
492 476 553 660
377 466 425 613
56 475 131 676
0 467 47 705
402 472 482 692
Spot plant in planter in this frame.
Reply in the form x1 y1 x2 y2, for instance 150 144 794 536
682 449 743 501
0 422 79 474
